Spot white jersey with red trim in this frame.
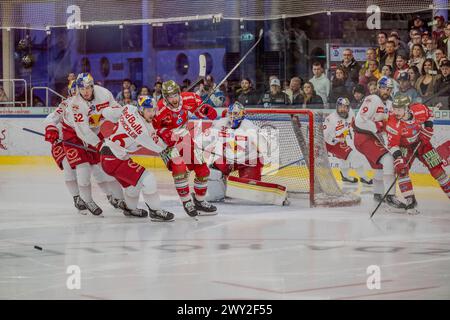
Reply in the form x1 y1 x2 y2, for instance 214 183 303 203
104 105 167 160
62 85 123 146
323 109 355 145
44 97 73 136
355 94 392 134
201 117 269 164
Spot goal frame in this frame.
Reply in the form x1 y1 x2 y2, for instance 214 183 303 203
245 108 315 207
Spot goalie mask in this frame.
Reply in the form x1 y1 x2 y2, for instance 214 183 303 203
336 97 350 119
162 80 181 110
227 102 246 129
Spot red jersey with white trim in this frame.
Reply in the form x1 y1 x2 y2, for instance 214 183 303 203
323 109 355 145
153 92 209 139
62 85 122 146
355 94 392 133
386 113 422 153
104 105 166 160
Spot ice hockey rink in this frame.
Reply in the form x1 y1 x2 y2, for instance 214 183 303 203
0 164 449 300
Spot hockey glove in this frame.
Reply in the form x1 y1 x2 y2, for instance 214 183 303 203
158 128 176 147
44 125 59 144
199 104 218 120
393 150 408 176
419 121 433 144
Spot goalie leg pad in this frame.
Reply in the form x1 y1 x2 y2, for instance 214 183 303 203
205 168 226 202
226 176 287 206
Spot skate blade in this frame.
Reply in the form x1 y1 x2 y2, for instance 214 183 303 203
382 205 407 214
150 218 175 222
78 210 88 215
407 208 421 215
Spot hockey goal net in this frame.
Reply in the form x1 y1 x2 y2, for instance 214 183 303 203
236 108 361 207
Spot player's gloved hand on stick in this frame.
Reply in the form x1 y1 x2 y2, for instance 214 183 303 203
199 104 217 120
394 155 408 176
419 123 433 144
44 125 59 144
158 128 176 147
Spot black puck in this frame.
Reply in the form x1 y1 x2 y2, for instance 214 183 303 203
34 246 43 251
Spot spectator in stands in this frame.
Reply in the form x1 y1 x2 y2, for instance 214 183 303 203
351 84 366 109
329 67 353 104
116 79 137 101
394 72 421 103
362 48 377 70
289 77 304 105
393 54 410 80
408 66 421 86
0 86 9 103
432 15 446 41
309 62 330 106
376 31 388 61
380 40 397 71
259 78 290 107
359 60 381 90
236 78 259 106
435 59 450 110
139 86 151 97
389 32 409 56
421 31 431 50
301 81 324 109
67 72 76 83
409 44 426 72
339 49 361 84
425 39 436 59
182 78 191 89
407 31 422 53
415 58 439 101
412 15 428 34
367 80 378 95
437 22 450 58
118 88 137 106
434 48 447 69
153 81 163 102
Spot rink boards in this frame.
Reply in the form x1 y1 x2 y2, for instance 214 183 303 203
0 107 449 187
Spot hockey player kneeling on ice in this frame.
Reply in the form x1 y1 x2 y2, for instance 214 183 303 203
353 76 406 211
323 97 372 185
204 102 288 206
386 96 450 214
100 96 175 221
62 73 127 216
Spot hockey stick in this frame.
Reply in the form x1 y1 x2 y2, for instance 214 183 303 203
23 127 98 153
197 29 264 109
262 157 305 177
186 54 207 92
370 141 422 219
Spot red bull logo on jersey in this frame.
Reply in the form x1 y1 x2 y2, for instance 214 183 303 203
123 108 143 135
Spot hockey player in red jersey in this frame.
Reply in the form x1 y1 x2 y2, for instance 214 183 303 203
386 95 450 214
354 76 406 210
153 80 218 217
100 96 175 221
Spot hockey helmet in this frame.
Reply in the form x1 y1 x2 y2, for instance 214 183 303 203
67 80 77 96
137 95 154 112
377 76 394 89
227 101 246 129
336 97 350 119
76 72 94 89
392 95 411 109
162 80 180 98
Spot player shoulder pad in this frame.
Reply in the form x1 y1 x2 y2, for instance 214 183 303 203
93 84 111 96
409 103 433 123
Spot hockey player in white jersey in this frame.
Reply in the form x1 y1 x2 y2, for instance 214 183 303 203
353 76 406 210
100 96 174 221
323 97 372 185
203 102 288 206
62 73 125 216
44 80 87 211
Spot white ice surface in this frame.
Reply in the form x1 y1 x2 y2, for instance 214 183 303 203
0 165 449 300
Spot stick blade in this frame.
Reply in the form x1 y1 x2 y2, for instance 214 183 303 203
258 28 264 38
199 54 207 77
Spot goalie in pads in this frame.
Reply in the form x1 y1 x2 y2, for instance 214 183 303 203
203 102 288 206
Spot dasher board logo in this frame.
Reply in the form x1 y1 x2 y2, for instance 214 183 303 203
0 129 7 150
